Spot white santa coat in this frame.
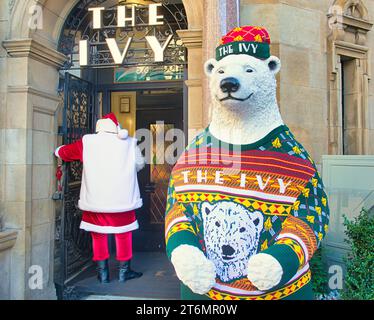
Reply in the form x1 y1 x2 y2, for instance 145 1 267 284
79 132 143 213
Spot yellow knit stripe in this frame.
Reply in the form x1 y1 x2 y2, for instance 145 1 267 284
165 222 196 245
279 216 318 259
276 238 306 268
176 192 292 216
165 203 186 233
207 270 311 300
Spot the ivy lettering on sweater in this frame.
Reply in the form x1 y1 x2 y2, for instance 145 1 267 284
165 125 329 300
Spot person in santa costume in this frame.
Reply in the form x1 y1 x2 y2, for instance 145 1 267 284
55 113 145 283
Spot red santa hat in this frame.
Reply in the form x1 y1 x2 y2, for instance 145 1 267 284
96 113 129 140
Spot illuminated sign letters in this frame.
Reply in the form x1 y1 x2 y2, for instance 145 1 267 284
80 4 172 66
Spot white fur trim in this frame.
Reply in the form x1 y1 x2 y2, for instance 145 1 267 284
78 198 143 213
55 146 64 158
96 119 118 134
247 253 283 291
171 245 216 295
118 129 129 140
80 220 139 234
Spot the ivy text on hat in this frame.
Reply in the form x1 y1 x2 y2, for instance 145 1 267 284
216 26 271 61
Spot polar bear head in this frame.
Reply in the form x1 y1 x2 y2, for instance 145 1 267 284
204 54 281 112
201 201 264 283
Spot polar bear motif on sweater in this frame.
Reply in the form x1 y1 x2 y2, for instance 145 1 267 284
201 201 264 283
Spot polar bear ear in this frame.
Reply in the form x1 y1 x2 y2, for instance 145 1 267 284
201 202 212 217
252 211 264 228
204 58 218 77
266 56 281 75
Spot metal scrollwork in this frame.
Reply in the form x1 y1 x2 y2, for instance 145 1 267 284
58 0 188 70
55 73 96 290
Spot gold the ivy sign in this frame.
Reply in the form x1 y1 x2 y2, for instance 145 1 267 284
79 4 174 66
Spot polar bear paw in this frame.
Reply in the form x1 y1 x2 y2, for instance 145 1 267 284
171 245 216 295
247 253 283 291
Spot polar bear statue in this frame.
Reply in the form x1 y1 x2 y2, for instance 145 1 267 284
165 26 330 300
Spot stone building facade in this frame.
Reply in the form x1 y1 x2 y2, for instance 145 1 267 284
0 0 373 300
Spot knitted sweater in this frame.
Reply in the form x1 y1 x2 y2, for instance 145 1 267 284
165 125 329 300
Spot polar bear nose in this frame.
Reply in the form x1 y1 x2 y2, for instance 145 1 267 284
220 77 240 93
222 245 235 256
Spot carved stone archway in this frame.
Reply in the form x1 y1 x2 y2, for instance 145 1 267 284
333 0 369 20
8 0 204 138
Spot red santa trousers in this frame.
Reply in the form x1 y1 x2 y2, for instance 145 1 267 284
91 232 133 262
82 210 137 262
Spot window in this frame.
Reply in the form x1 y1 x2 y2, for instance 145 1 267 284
341 57 358 155
327 0 372 155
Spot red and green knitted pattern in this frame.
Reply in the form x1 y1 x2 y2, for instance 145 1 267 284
216 26 271 60
165 125 330 300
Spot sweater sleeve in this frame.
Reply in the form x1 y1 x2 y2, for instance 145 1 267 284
165 174 201 259
55 139 84 162
260 170 330 286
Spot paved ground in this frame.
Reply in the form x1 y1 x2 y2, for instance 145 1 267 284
69 252 180 300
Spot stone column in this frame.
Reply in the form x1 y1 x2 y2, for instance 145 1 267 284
177 29 204 142
178 0 240 141
2 38 66 299
202 0 240 127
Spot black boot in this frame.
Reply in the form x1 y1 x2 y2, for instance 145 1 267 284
96 259 110 283
118 260 143 283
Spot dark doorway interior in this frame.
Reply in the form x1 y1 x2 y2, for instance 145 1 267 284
55 0 188 300
135 90 184 252
64 86 184 300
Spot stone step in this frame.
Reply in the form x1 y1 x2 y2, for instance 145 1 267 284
81 294 164 300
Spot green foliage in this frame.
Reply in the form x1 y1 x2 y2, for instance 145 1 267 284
310 247 329 297
341 209 374 300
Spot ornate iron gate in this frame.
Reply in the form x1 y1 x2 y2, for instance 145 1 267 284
54 72 98 299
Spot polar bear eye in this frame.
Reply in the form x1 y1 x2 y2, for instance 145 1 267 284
246 68 253 73
217 69 225 74
215 221 221 227
240 227 246 233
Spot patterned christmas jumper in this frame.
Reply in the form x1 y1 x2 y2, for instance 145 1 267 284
165 125 330 300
